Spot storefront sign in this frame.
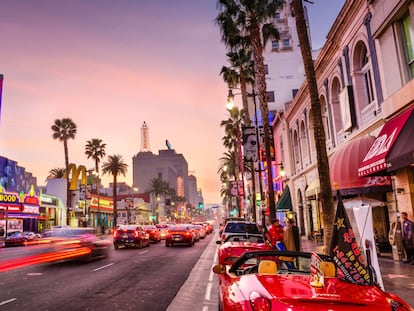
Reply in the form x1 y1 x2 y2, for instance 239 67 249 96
22 205 40 214
0 193 18 204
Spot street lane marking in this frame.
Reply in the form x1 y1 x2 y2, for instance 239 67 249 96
27 272 43 276
93 263 114 272
0 298 17 306
204 282 212 300
139 250 149 254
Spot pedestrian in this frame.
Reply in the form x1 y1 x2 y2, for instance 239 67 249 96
283 219 296 251
267 219 284 249
401 212 414 264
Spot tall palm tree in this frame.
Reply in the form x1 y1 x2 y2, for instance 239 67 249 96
101 154 128 229
220 48 255 125
46 168 66 180
145 177 172 222
291 0 334 253
51 117 77 224
85 138 106 174
216 0 283 220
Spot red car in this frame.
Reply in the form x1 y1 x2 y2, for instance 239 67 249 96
165 224 194 247
216 234 271 265
113 225 150 249
142 225 161 243
213 250 413 311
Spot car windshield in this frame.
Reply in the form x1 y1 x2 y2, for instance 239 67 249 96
224 223 260 234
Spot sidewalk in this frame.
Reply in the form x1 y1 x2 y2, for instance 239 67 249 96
300 236 414 307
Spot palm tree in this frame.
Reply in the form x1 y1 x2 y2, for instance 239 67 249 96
145 177 172 222
216 0 283 220
85 138 107 174
46 168 66 180
220 48 255 125
51 117 77 224
101 154 128 229
291 0 334 252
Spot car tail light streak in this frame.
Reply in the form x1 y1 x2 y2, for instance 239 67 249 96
249 291 271 311
134 230 139 238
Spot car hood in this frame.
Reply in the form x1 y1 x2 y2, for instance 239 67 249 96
238 274 394 308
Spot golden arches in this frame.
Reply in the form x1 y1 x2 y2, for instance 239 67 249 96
65 164 87 191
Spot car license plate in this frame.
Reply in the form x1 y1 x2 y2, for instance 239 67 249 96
123 235 128 238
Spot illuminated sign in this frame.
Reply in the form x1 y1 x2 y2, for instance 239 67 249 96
23 205 40 214
0 193 19 204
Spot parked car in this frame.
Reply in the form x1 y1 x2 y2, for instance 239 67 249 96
212 249 413 311
142 225 161 243
216 234 271 265
5 231 26 247
165 224 194 247
194 224 206 239
44 227 111 261
113 225 150 249
220 220 262 242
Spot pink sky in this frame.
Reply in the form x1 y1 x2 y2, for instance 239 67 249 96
0 1 344 204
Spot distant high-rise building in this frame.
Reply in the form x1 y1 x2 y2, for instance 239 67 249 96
132 123 190 202
140 121 150 152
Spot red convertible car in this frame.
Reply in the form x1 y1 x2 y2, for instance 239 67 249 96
212 250 413 311
216 234 271 265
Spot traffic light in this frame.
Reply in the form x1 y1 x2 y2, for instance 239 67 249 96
150 215 156 221
198 202 203 209
230 209 236 217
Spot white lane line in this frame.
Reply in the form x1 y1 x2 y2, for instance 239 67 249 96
93 263 114 272
204 282 213 300
0 298 17 306
139 250 149 254
209 266 214 282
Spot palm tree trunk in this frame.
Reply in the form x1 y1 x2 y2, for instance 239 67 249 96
250 22 276 221
292 0 335 253
64 140 70 225
113 175 118 229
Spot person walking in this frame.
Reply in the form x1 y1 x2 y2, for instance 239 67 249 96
283 219 296 251
267 219 284 249
401 212 414 264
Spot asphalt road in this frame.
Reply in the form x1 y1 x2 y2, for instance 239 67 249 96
0 234 214 311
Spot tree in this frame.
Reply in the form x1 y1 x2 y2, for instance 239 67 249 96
145 177 173 223
85 138 106 174
291 0 334 253
101 154 128 229
51 117 77 224
46 168 66 180
216 0 283 220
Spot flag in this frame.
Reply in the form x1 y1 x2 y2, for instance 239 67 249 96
329 191 371 285
0 74 3 121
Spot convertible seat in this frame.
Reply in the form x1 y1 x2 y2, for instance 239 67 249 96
258 260 277 274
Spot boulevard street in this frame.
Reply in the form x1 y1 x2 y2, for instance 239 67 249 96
0 233 216 311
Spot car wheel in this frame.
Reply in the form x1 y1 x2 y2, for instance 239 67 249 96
114 244 119 249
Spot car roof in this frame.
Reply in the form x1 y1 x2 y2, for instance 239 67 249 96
117 225 142 230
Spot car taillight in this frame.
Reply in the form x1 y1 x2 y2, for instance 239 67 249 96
249 291 271 311
134 230 139 238
185 232 191 236
113 231 118 238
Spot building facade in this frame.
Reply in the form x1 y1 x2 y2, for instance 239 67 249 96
273 0 414 261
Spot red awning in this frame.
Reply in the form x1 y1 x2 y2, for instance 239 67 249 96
330 136 392 194
358 106 414 177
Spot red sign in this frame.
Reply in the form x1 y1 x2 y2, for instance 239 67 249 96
358 106 414 176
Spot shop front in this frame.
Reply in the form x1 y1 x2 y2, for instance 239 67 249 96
39 193 65 231
88 194 113 231
0 190 40 234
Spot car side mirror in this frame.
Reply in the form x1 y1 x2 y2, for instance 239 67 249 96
216 240 222 245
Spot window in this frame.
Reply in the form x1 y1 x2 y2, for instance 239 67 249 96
264 64 269 75
266 91 275 102
274 12 281 20
271 40 279 50
282 38 291 48
401 14 414 78
360 45 375 105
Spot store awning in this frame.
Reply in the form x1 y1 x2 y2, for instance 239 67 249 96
275 186 292 211
330 135 392 195
386 106 414 172
358 106 414 177
305 180 320 198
